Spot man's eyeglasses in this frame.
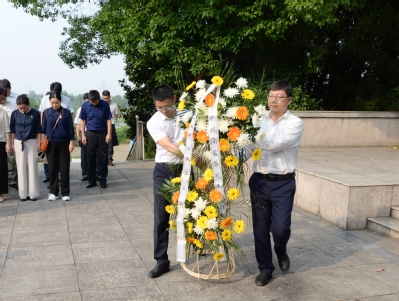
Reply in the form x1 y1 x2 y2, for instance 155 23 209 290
155 104 176 111
267 95 289 102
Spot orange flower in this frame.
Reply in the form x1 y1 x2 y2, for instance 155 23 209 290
172 191 180 204
227 127 242 142
197 130 209 144
184 131 197 140
205 230 218 241
219 138 230 152
195 178 208 190
220 217 233 229
236 106 249 120
209 189 223 203
205 94 215 107
184 130 187 139
185 122 190 128
187 237 196 243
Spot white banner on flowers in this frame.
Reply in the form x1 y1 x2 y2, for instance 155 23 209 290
176 84 217 262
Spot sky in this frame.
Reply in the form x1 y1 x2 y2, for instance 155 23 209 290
1 2 127 96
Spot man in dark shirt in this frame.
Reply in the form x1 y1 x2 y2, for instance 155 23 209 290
80 90 112 189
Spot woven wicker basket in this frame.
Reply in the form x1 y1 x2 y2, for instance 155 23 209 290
180 249 235 280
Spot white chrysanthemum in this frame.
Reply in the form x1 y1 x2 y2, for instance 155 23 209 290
218 118 230 133
235 77 248 89
219 97 226 108
196 80 206 89
196 102 208 115
195 88 207 102
223 87 239 98
237 133 250 147
204 151 212 160
252 114 261 127
179 92 188 101
194 225 205 235
207 218 218 230
175 116 181 127
255 130 266 143
182 111 193 123
191 208 202 220
196 119 207 132
225 107 238 119
184 208 190 218
194 197 208 211
255 104 267 116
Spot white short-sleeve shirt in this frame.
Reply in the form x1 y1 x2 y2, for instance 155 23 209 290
39 94 74 113
108 100 120 125
147 110 185 163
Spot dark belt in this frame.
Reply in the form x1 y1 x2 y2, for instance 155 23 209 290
255 172 295 181
157 163 183 170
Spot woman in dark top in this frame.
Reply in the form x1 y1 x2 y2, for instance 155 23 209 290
10 94 41 201
41 91 75 201
0 87 12 202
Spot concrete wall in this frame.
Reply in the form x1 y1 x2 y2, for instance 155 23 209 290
293 111 399 147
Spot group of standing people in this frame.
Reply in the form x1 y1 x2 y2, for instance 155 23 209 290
0 79 119 202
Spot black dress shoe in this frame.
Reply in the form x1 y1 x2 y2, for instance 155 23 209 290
80 176 88 181
277 253 290 272
255 272 273 286
100 183 107 189
43 178 49 183
148 261 170 278
86 183 97 188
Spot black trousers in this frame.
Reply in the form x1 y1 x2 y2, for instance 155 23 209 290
47 141 71 197
79 140 88 176
0 142 8 194
86 130 108 185
249 172 296 274
153 163 183 264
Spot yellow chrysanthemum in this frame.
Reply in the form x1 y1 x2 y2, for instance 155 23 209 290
205 230 218 240
211 76 224 86
194 239 203 249
191 158 196 166
221 229 232 241
203 169 213 181
178 141 184 146
219 138 230 152
171 177 181 184
224 155 238 167
220 217 233 229
178 100 186 111
241 89 255 100
197 216 208 229
186 81 196 91
187 222 193 234
252 149 262 161
169 220 176 230
227 188 240 201
204 205 218 218
233 220 246 234
165 205 175 214
186 190 199 202
214 253 224 261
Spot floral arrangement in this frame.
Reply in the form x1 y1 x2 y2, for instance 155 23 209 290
161 75 268 274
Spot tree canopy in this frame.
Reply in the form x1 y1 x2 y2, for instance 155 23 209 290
12 0 399 128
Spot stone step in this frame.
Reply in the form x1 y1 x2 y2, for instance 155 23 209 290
367 217 399 242
391 206 399 220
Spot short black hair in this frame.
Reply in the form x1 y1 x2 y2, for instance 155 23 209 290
0 79 11 89
52 82 62 93
83 93 89 100
0 87 6 96
151 85 174 101
102 90 111 97
88 90 100 101
269 80 293 97
16 94 30 106
49 90 62 102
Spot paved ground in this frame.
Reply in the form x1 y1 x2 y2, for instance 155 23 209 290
1 149 399 300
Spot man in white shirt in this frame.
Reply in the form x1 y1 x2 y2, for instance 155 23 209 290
74 93 89 181
248 80 303 286
101 90 119 166
39 82 74 183
0 79 19 191
147 85 185 279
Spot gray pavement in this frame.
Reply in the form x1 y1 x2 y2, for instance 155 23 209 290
0 160 399 300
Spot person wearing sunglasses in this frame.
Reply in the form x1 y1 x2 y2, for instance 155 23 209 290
146 85 185 278
247 80 304 286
